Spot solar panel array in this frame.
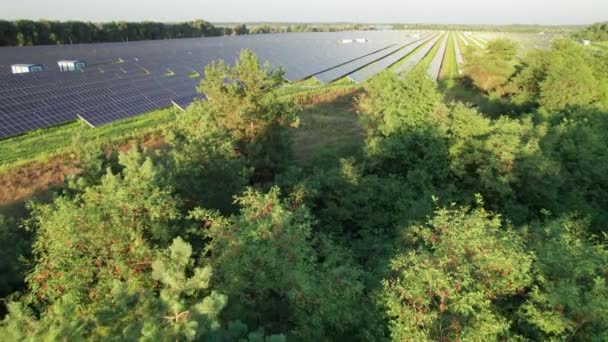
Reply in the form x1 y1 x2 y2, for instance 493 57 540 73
348 34 434 83
1 31 436 139
394 35 442 74
427 34 448 80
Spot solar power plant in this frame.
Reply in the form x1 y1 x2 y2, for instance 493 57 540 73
348 34 434 83
427 34 449 80
0 30 430 139
394 34 442 75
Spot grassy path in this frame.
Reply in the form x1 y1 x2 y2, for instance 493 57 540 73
440 32 459 80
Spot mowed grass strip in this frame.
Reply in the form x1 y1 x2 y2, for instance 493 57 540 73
0 107 177 170
439 32 459 80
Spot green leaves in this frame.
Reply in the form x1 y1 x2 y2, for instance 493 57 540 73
24 148 179 308
200 186 366 339
518 217 608 340
383 204 533 341
507 38 607 113
463 38 517 93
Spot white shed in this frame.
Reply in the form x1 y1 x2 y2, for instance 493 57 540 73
11 64 44 74
58 60 87 72
582 40 591 46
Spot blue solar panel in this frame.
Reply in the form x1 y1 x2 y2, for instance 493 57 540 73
394 35 442 74
0 31 434 139
348 35 432 83
427 34 448 80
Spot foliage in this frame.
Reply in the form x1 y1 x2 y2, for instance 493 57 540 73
196 50 298 182
1 238 231 341
463 38 518 92
518 217 608 340
195 187 367 340
572 22 608 42
0 19 223 46
0 215 30 300
23 148 179 310
383 203 533 341
507 38 607 113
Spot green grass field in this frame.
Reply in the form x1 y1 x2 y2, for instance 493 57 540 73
0 107 178 170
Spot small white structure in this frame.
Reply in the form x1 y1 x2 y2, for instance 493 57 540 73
582 40 591 46
11 64 44 74
57 60 87 72
341 38 368 44
411 33 421 39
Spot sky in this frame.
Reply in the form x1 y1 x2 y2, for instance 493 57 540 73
1 0 607 25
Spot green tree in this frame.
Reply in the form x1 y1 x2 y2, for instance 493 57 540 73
1 239 240 341
382 202 533 341
518 217 608 340
24 148 179 310
195 187 366 339
464 39 518 92
508 39 605 113
197 49 298 182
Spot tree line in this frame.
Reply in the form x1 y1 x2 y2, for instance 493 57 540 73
0 19 377 47
572 22 608 41
0 19 224 46
0 37 607 340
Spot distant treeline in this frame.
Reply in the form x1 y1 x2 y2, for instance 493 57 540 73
572 22 608 41
0 19 225 46
0 20 377 47
391 23 580 33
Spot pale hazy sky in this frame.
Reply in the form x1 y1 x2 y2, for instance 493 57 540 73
2 0 607 25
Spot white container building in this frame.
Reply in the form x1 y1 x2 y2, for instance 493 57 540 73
58 60 87 72
11 64 44 74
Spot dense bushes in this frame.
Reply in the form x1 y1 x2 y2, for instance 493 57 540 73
572 22 608 42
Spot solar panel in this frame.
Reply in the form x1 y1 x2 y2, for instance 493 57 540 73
348 34 432 83
453 33 464 73
427 34 449 80
394 35 442 75
0 30 436 139
172 94 206 111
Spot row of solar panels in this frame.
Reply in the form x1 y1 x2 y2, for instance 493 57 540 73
0 31 447 139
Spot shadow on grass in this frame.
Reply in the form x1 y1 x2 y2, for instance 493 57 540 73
292 92 366 168
438 76 527 118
